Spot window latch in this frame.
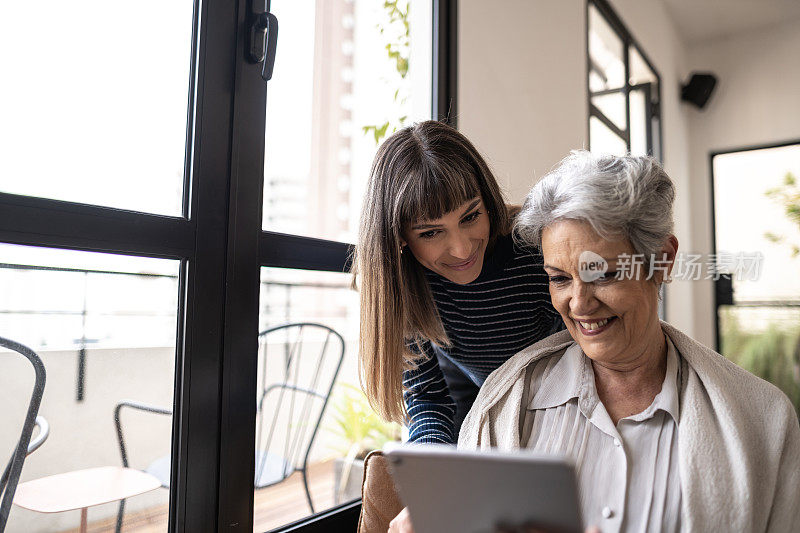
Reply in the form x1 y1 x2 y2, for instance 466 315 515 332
248 10 278 81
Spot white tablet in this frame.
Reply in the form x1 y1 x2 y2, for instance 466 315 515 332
383 443 583 533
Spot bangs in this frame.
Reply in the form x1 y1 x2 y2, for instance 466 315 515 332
395 159 482 227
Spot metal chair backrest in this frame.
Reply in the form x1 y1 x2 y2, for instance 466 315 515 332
0 336 46 531
254 323 345 490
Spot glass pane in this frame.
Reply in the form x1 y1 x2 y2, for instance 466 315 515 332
629 88 648 156
713 145 800 302
0 244 178 532
628 45 658 158
629 46 656 86
589 116 627 156
253 267 400 531
718 306 800 413
588 5 626 132
651 116 662 161
592 92 626 131
262 0 433 242
588 4 625 92
0 2 193 216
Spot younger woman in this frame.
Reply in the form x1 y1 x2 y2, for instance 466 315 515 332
354 120 562 444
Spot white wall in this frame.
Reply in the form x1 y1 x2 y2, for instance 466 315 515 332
459 0 701 336
685 19 800 346
458 0 587 203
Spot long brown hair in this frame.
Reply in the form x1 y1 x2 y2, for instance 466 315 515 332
352 120 509 423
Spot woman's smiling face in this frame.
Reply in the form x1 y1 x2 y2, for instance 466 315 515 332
403 197 490 284
541 219 675 367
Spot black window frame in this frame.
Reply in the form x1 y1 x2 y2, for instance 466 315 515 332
0 1 457 531
586 0 663 160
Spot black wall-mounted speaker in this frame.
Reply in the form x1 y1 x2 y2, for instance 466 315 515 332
681 73 717 109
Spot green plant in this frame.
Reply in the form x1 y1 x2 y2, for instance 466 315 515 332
326 382 401 461
720 308 800 412
362 0 411 145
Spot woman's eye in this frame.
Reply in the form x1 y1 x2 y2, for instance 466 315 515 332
461 210 481 224
597 271 619 282
548 275 569 285
419 230 440 239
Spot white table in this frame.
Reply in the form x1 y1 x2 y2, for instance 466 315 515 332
13 466 162 533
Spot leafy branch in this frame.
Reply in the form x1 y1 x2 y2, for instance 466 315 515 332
362 1 411 145
764 172 800 258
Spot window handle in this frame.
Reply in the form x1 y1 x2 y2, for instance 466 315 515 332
249 11 278 81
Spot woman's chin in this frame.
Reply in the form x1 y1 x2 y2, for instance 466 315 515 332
580 347 614 364
572 334 622 363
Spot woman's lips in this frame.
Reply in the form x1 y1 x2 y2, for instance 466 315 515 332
574 316 617 336
444 250 479 271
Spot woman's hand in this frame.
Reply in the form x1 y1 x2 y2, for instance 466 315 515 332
388 507 414 533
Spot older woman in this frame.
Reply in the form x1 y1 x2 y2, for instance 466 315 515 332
458 151 800 532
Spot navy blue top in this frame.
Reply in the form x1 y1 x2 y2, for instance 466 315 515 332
403 233 563 443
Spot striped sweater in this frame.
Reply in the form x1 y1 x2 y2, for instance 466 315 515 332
403 233 563 444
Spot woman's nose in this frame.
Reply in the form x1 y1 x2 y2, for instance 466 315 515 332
448 232 473 259
569 282 598 316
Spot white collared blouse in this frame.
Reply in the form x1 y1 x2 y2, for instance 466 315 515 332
520 338 681 533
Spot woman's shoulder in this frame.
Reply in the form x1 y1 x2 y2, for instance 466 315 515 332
458 331 576 448
663 322 797 425
473 331 575 405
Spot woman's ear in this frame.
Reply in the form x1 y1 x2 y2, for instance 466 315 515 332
665 234 679 263
657 235 679 283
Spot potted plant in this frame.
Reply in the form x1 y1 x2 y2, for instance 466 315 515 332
326 383 401 503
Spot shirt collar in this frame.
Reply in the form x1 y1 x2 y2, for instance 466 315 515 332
526 342 585 410
526 336 681 423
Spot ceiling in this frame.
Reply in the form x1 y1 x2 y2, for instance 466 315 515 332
661 0 800 45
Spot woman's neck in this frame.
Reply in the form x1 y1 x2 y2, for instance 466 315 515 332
591 332 668 425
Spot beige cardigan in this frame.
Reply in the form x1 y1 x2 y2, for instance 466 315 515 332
458 322 800 532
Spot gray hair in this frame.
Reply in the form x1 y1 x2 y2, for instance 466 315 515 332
514 151 675 261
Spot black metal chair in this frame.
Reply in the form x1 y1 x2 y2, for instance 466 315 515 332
0 336 47 532
113 322 344 531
